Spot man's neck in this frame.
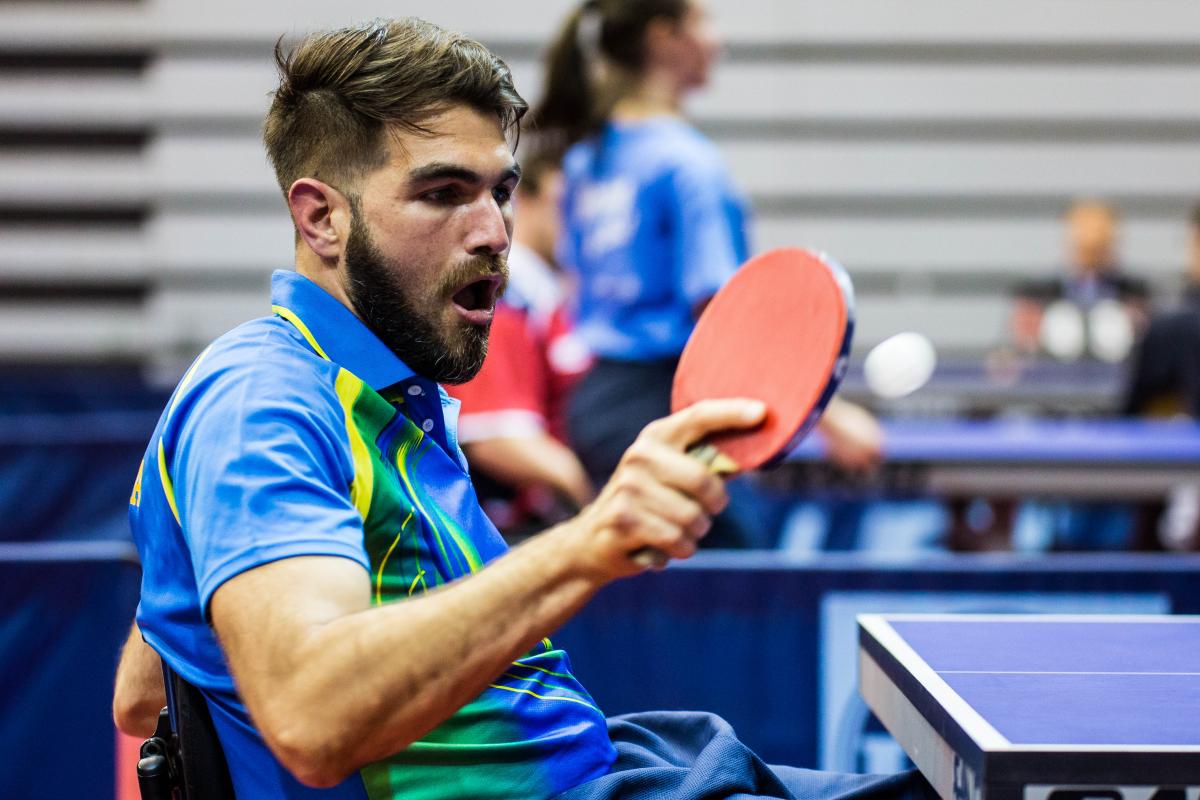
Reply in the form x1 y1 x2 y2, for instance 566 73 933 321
295 249 361 321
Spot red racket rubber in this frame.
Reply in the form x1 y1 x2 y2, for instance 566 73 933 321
632 247 855 567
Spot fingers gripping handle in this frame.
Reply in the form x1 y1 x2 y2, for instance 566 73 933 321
629 443 740 568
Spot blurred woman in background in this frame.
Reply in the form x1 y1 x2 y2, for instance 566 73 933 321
537 0 881 548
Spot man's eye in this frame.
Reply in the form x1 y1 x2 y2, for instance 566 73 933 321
424 187 463 204
493 186 513 204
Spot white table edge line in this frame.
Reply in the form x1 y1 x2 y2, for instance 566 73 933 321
859 616 1011 751
938 670 1200 676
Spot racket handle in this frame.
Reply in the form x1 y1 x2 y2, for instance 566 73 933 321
630 548 669 569
628 442 738 569
685 442 740 475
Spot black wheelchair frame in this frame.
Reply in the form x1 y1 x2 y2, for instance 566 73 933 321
136 665 236 800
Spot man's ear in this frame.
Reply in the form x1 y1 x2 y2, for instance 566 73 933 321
288 178 350 260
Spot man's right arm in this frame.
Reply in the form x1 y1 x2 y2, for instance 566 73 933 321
210 398 764 788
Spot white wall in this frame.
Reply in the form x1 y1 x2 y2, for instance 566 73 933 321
2 0 1199 364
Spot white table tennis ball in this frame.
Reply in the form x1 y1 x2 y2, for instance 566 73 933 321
1088 298 1135 363
1040 300 1086 362
863 331 938 399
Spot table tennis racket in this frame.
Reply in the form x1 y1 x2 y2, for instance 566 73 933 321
632 247 855 567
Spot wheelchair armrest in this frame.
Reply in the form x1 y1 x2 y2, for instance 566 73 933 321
137 707 179 800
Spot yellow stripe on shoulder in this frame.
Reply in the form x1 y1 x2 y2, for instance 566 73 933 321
272 304 330 361
335 369 374 520
157 438 180 524
129 459 144 507
155 344 213 525
167 345 213 421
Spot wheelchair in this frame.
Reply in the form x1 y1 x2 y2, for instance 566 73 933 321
136 665 236 800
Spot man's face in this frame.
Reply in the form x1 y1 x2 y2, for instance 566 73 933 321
1189 223 1200 283
1066 203 1117 273
342 106 519 384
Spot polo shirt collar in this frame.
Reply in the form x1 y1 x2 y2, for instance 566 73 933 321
270 269 417 392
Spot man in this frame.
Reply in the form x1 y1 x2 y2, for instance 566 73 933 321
1123 202 1200 419
1121 203 1200 551
445 149 595 539
114 19 927 800
1011 199 1149 357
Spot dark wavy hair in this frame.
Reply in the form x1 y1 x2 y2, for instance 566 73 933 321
263 18 527 196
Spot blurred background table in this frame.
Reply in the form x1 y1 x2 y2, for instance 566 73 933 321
839 357 1127 418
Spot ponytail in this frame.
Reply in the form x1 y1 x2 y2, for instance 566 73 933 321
535 3 600 147
534 0 688 147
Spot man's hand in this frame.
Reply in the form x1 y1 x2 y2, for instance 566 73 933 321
565 398 765 579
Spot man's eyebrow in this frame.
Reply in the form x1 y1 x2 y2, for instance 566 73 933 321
407 162 522 185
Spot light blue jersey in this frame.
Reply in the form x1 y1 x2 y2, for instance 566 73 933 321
559 118 750 361
129 271 615 799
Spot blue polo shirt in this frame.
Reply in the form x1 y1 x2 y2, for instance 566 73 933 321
129 270 615 799
559 117 750 361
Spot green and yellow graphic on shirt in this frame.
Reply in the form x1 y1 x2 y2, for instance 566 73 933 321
297 337 614 800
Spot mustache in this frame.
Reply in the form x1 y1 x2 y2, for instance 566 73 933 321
441 253 509 297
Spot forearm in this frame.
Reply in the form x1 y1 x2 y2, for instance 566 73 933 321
466 435 593 508
224 525 602 785
112 624 166 737
329 529 595 766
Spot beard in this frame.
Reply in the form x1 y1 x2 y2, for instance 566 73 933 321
343 207 506 385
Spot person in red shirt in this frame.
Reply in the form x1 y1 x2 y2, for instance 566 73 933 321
447 150 594 538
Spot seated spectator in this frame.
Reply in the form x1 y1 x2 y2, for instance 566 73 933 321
1123 202 1200 418
446 150 595 540
1121 203 1200 551
1011 199 1149 359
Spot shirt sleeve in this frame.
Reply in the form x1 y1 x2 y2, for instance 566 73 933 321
165 354 369 612
446 304 549 443
668 154 746 308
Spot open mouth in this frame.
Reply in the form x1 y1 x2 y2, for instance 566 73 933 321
450 274 503 323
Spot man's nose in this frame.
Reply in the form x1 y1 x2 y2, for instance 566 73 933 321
464 195 511 256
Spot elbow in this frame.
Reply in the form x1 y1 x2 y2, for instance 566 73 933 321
288 762 349 791
113 692 162 739
267 720 358 789
263 701 427 789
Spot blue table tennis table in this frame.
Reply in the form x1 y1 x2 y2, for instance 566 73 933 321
858 614 1200 800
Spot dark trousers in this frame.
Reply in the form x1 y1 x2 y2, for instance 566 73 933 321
556 712 935 800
